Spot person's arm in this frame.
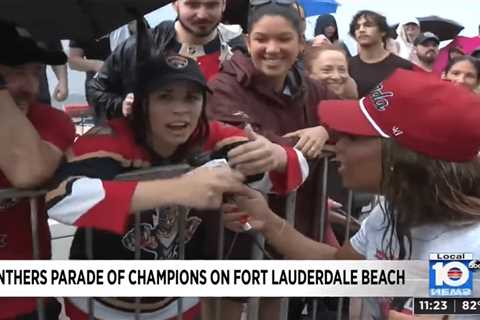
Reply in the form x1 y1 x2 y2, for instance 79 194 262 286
51 64 68 102
86 38 133 119
0 80 65 188
208 121 309 195
224 187 364 260
68 47 104 73
46 134 247 234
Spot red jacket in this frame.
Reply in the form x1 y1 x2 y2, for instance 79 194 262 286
0 103 75 319
208 52 340 244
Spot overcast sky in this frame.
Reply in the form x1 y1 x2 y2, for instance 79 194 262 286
58 1 480 100
305 0 479 53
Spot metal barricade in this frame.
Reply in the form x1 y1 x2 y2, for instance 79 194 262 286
0 150 361 320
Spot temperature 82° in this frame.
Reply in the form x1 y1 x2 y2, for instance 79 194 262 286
456 298 480 314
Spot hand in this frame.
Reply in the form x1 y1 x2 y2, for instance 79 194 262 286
53 81 68 102
312 34 332 47
122 93 134 117
227 125 287 175
177 166 247 210
93 61 104 73
222 187 273 233
283 125 329 159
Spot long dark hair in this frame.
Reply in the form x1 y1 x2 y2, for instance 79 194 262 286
379 139 480 259
130 60 210 162
314 14 338 42
247 3 304 36
444 55 480 80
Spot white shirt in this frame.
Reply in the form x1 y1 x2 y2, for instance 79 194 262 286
350 204 480 319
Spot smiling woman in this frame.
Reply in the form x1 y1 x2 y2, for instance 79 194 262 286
303 44 358 98
206 2 344 318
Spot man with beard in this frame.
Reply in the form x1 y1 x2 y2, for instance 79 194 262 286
88 0 243 120
413 32 440 72
348 10 414 97
0 21 75 319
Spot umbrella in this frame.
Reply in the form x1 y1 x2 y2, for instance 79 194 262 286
391 15 464 42
299 0 339 17
0 0 170 41
433 36 480 73
417 16 464 41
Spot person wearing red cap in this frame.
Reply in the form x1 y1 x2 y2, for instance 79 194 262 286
224 69 480 319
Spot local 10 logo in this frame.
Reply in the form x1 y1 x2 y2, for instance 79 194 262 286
429 253 480 296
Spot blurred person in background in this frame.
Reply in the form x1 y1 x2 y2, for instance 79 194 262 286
348 10 414 97
470 47 480 59
313 14 351 57
303 44 357 98
448 45 465 63
394 18 420 61
413 32 440 72
68 36 111 122
38 40 69 105
88 0 244 120
442 55 480 92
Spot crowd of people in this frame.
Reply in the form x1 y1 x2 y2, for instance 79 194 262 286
1 0 480 319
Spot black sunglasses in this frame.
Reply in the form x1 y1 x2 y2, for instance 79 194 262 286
250 0 297 6
249 0 303 19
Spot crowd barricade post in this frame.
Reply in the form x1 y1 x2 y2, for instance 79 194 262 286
336 190 354 320
311 155 331 320
0 150 362 320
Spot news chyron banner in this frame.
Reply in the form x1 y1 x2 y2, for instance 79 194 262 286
0 255 479 297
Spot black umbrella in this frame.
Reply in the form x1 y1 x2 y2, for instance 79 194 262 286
417 15 464 41
0 0 170 41
390 15 464 42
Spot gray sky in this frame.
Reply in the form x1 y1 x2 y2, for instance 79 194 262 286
305 0 479 53
54 1 479 104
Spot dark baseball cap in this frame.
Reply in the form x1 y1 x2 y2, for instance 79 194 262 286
414 32 440 46
0 21 67 66
471 47 480 58
139 54 211 94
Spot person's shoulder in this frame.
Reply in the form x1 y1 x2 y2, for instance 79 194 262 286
388 53 414 69
73 118 138 156
29 103 71 124
349 55 362 63
361 203 389 232
28 103 75 151
152 20 175 34
348 55 363 69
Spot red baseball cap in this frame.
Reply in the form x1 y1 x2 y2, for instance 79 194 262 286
318 69 480 162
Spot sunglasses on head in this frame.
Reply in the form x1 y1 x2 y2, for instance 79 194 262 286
250 0 297 6
249 0 303 18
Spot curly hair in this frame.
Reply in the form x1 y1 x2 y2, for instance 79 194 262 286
379 139 480 259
